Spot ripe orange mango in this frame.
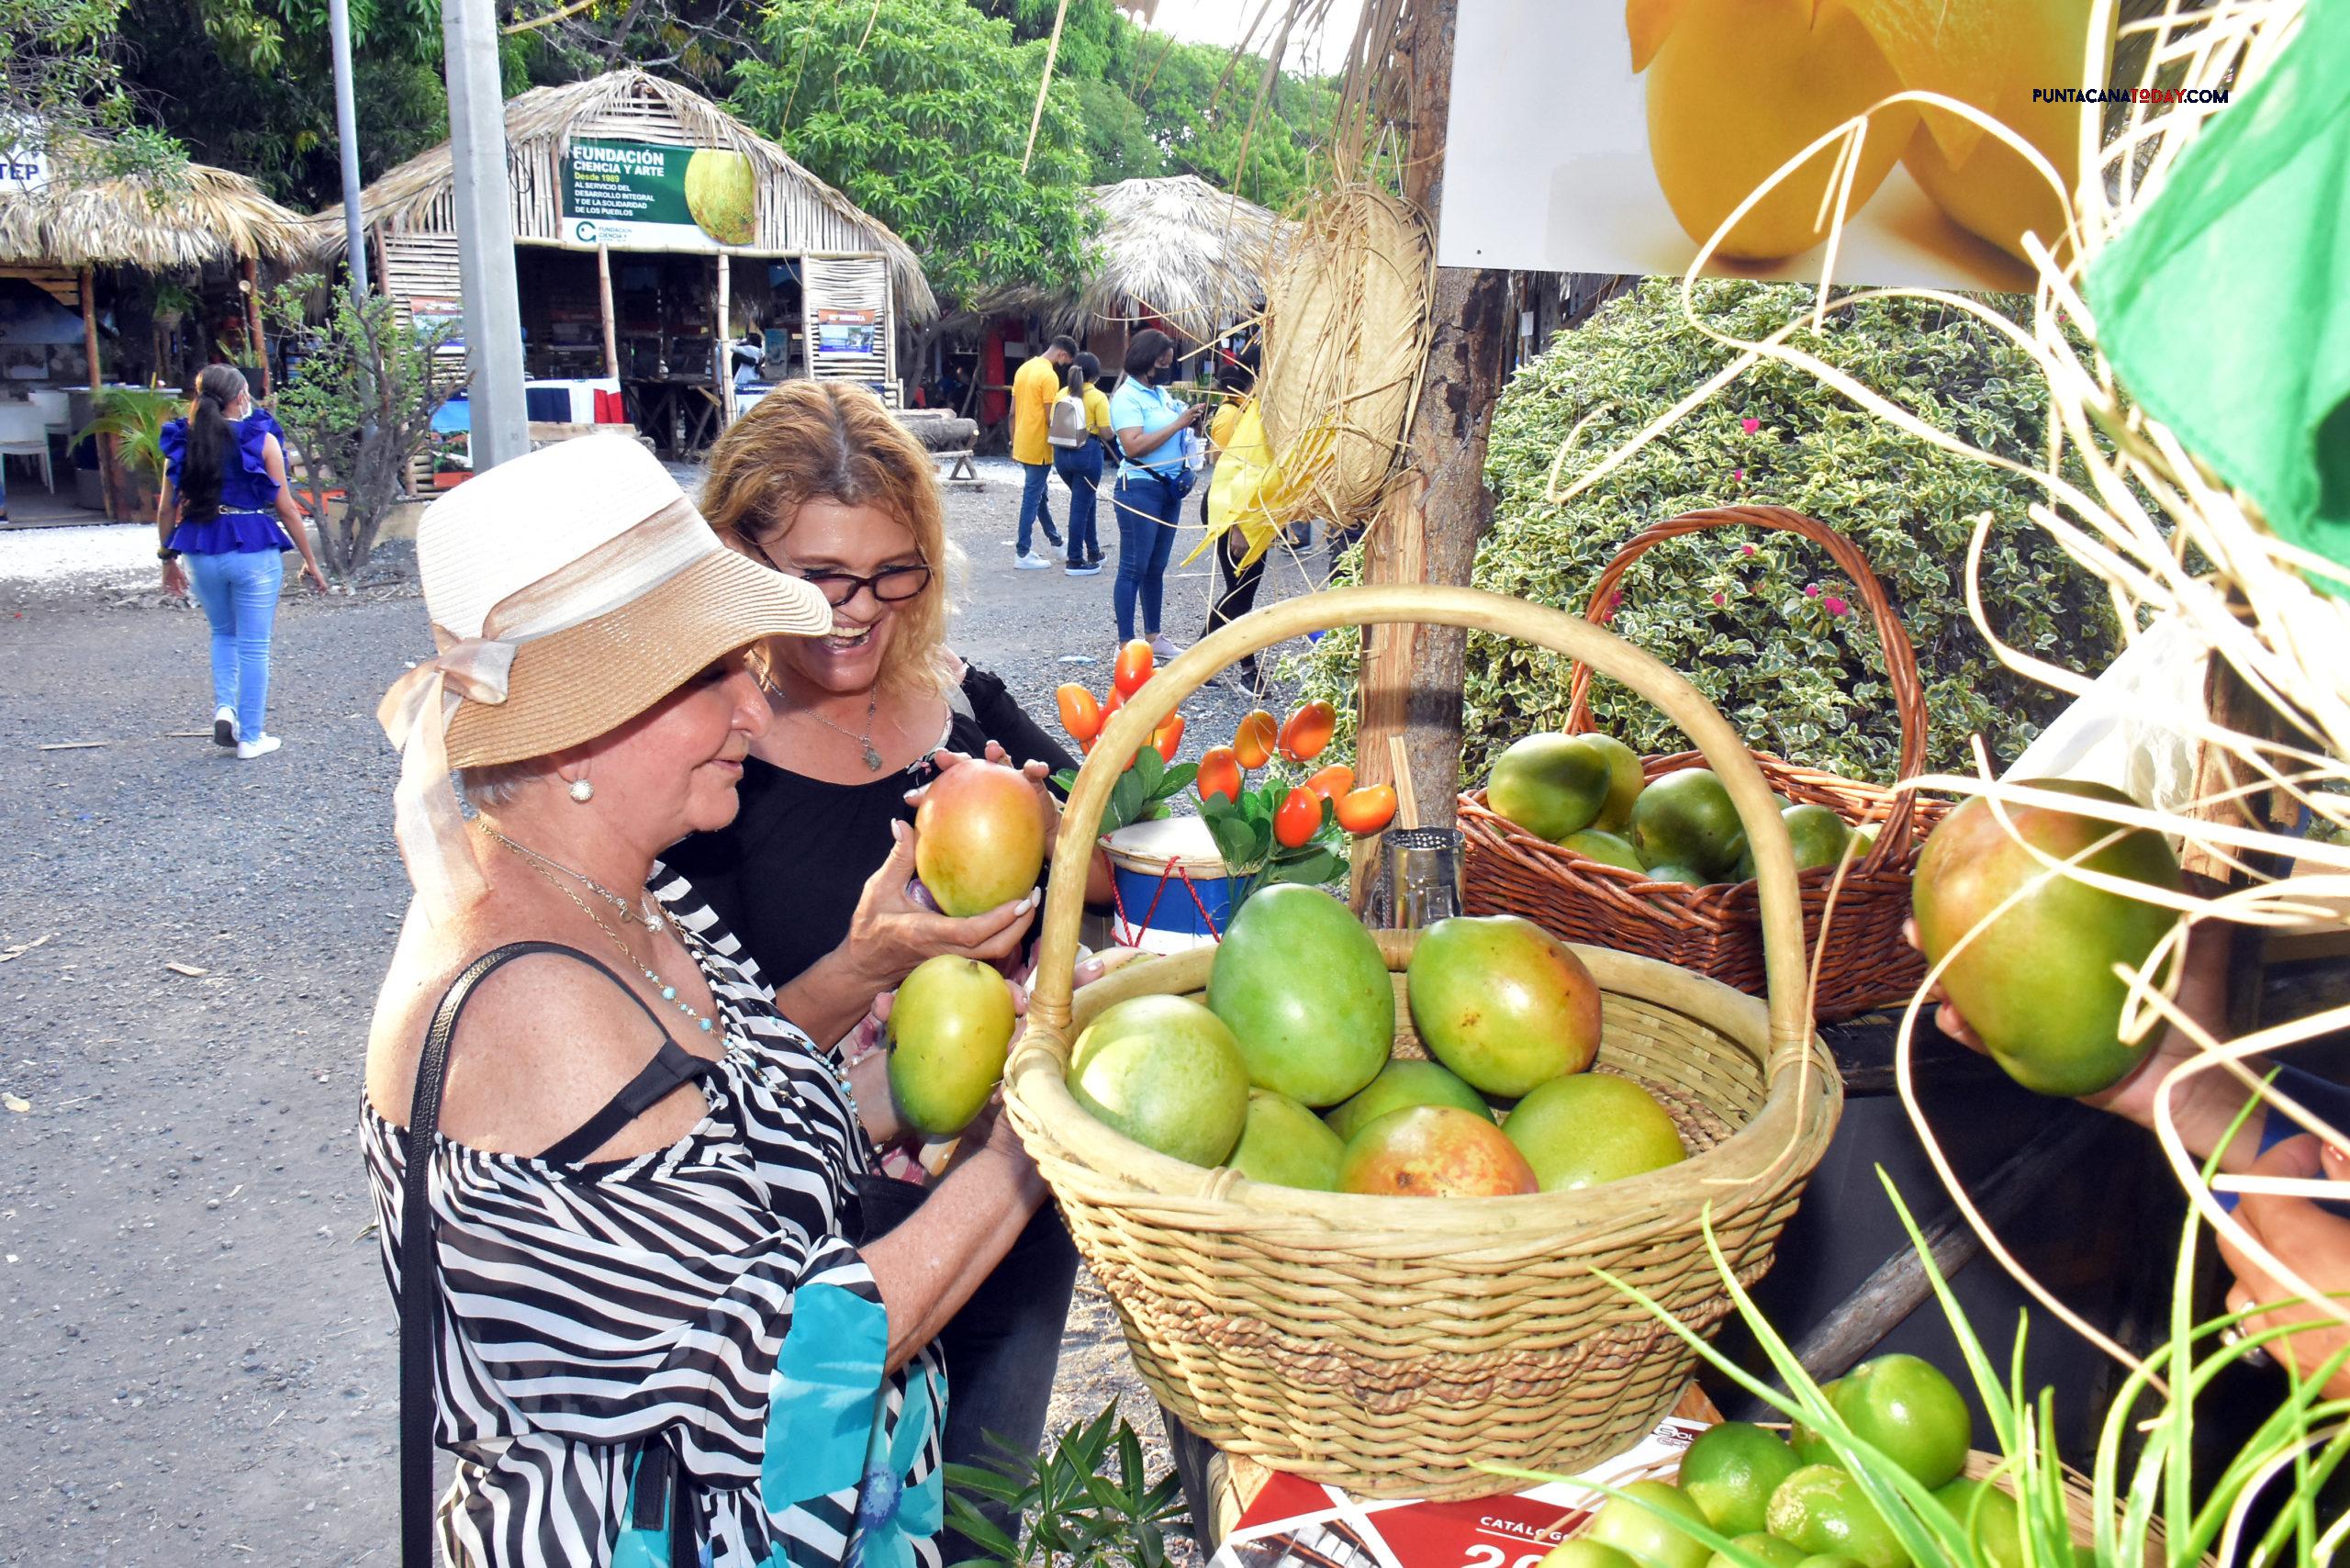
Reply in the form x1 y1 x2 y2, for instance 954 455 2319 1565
1637 0 1919 261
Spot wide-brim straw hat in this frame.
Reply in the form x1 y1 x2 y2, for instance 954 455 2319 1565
376 433 831 914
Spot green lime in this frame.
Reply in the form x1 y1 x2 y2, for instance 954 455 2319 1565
1539 1544 1643 1568
1782 803 1853 871
1850 823 1879 860
1705 1533 1806 1568
1585 1480 1715 1568
1643 862 1711 886
1631 767 1749 877
1834 1353 1971 1489
1764 1465 1909 1568
1930 1478 2021 1568
1680 1421 1805 1537
1788 1380 1842 1465
1564 828 1647 873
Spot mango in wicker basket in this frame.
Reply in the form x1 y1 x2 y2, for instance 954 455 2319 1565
1337 1105 1539 1198
1503 1073 1685 1193
1911 780 2182 1096
1326 1058 1493 1142
1488 733 1613 841
1206 885 1391 1106
1069 995 1249 1167
1407 914 1602 1096
1228 1088 1346 1191
1632 768 1749 879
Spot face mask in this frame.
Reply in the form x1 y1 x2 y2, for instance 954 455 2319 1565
1151 364 1177 386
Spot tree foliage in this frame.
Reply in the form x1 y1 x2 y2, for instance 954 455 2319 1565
113 0 453 207
2 0 184 180
733 0 1098 312
975 0 1337 210
1295 279 2126 789
264 275 457 583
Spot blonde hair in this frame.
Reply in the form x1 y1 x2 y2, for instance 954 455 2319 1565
699 381 950 696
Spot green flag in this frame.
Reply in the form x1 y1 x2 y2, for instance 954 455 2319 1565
2087 1 2350 577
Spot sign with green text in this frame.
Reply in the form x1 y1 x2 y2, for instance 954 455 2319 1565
560 138 758 253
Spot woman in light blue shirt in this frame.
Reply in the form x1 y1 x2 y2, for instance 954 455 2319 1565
1106 328 1205 656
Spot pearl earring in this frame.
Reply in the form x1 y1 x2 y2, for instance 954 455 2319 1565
568 778 594 803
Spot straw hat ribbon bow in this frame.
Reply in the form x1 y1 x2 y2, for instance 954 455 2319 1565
376 626 521 916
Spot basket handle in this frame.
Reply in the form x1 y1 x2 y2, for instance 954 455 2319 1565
1563 506 1925 870
1026 585 1813 1057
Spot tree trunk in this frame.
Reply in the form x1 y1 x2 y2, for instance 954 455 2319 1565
1353 0 1514 834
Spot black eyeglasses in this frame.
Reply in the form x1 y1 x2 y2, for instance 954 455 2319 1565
799 565 932 606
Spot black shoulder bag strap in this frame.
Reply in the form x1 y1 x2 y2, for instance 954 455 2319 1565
400 940 672 1567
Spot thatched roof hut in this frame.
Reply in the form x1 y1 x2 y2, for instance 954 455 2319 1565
979 174 1292 341
304 70 934 321
0 158 311 270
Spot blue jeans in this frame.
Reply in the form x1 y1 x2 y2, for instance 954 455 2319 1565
1016 461 1058 554
185 549 284 740
1112 472 1183 641
1053 443 1102 565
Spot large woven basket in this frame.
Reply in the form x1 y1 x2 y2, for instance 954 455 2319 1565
1006 585 1842 1499
1460 506 1947 1022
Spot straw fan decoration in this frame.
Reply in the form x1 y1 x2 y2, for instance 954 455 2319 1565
1192 183 1433 570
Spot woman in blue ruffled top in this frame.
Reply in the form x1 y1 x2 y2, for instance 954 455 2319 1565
157 364 328 758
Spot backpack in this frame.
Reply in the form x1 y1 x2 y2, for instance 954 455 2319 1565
1047 390 1088 447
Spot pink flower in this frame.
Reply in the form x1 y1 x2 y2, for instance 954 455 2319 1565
1712 591 1726 607
1742 543 1756 556
1606 591 1623 613
1732 468 1745 483
1805 583 1821 598
1740 417 1761 433
1824 595 1851 616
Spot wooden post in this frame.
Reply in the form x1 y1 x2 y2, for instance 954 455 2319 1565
714 252 733 427
1352 0 1514 834
80 266 118 521
597 242 620 381
242 257 271 397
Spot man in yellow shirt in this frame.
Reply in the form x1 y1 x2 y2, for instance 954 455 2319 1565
1010 334 1078 567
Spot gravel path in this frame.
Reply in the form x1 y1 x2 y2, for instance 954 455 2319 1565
0 460 1326 1562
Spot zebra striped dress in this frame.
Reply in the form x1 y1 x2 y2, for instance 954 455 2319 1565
360 871 948 1568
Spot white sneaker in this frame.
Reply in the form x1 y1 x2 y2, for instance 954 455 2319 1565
212 706 239 747
236 734 282 759
1014 551 1052 570
1148 633 1186 660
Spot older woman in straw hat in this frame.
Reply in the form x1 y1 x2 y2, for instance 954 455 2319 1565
364 435 1043 1568
666 379 1116 1554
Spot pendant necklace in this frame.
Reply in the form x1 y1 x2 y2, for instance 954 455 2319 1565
808 698 884 772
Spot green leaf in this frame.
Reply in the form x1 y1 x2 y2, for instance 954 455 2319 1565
1049 767 1079 793
1152 763 1198 802
1107 767 1146 832
1264 847 1342 887
1204 809 1260 870
1131 745 1165 798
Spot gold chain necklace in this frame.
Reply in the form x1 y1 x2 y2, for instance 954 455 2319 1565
485 833 716 1036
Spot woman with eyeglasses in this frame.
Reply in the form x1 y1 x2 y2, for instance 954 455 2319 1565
661 381 1112 1549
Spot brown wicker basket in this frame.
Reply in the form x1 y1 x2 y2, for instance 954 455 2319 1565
1006 584 1842 1500
1460 505 1947 1023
